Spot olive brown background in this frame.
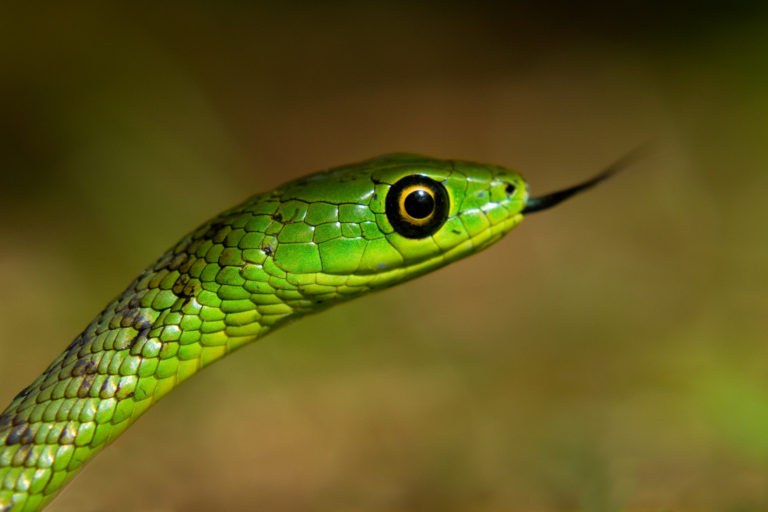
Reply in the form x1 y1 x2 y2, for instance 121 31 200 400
0 3 765 511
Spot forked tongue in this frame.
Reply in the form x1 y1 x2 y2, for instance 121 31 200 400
522 149 644 214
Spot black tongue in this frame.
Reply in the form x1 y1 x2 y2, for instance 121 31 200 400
522 149 645 214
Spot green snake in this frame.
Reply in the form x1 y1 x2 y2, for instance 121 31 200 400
0 153 624 511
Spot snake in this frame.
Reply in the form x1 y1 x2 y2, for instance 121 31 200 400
0 152 627 511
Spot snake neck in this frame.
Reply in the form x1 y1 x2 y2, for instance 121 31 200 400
0 206 360 511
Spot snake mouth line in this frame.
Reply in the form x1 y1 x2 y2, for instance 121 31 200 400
335 211 524 283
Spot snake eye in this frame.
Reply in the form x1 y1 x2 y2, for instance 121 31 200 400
385 175 449 238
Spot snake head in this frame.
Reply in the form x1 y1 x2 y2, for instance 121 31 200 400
209 152 630 313
262 154 527 288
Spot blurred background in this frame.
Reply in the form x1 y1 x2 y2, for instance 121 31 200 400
0 2 766 511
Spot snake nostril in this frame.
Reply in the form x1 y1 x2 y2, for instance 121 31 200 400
505 183 516 195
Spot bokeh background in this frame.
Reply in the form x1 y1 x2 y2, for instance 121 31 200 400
1 3 766 511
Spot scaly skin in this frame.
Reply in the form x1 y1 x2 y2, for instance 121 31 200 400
0 153 530 511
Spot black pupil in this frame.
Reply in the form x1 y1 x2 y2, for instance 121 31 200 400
404 189 434 219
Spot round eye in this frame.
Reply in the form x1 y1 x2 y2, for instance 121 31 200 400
385 175 449 239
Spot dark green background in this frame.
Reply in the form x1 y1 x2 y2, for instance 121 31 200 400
1 3 766 511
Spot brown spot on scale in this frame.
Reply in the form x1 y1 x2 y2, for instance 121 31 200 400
71 358 98 378
100 377 118 398
177 255 195 274
12 443 33 466
167 252 189 271
172 275 201 302
64 334 85 352
182 281 200 298
172 273 190 295
128 323 152 355
10 385 33 403
19 426 34 446
203 221 226 240
77 374 97 398
5 422 28 446
152 251 174 272
127 296 142 310
58 422 77 445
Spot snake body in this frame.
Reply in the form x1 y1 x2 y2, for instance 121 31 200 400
0 153 613 511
